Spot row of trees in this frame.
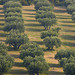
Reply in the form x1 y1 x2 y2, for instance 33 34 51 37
0 43 14 74
3 1 29 50
0 0 34 5
55 49 75 75
65 0 75 22
2 0 49 75
34 0 61 50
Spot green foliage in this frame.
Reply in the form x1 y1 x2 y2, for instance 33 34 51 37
44 36 61 50
67 2 75 14
38 18 56 30
63 62 75 75
72 12 75 22
28 60 49 74
35 11 56 19
55 49 75 59
6 30 29 50
4 21 24 32
41 30 58 39
0 55 14 75
5 12 22 18
3 1 22 10
5 16 23 22
20 43 44 59
4 7 22 13
23 55 45 67
65 0 73 6
35 1 51 10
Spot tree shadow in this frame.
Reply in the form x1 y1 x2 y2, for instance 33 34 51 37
25 16 35 18
60 21 73 23
0 19 5 21
0 12 4 14
10 54 19 58
0 15 4 17
0 33 8 37
57 17 71 19
32 41 44 45
0 23 4 26
0 28 3 31
26 28 44 32
22 13 36 15
0 8 3 10
64 29 75 32
63 42 75 47
54 10 66 13
0 40 5 42
23 9 35 11
7 69 28 74
25 24 41 27
25 19 37 22
49 71 64 75
48 63 61 68
62 24 75 27
14 62 24 67
61 35 75 40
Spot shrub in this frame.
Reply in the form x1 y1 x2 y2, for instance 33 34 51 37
43 36 61 50
6 30 29 50
55 49 75 59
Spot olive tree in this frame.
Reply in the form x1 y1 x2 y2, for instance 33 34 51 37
6 30 29 50
23 56 49 75
43 36 61 50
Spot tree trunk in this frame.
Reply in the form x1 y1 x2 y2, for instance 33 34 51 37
37 73 39 75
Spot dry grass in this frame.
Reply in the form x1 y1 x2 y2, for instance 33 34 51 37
0 4 75 75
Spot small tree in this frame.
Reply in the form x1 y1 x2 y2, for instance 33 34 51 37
72 12 75 22
6 30 29 50
43 36 61 50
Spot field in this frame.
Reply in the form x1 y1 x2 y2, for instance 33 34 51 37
0 4 75 75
